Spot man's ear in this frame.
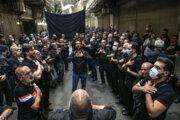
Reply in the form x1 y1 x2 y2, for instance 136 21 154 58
164 71 170 77
68 106 71 110
18 76 22 81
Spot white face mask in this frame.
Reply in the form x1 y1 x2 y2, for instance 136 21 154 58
121 49 126 53
90 38 94 42
149 67 164 80
112 46 118 51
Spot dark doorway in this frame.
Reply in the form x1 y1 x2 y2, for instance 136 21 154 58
23 20 34 34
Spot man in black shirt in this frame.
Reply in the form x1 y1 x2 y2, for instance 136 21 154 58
21 44 43 83
121 42 143 115
0 34 6 45
161 28 170 48
14 66 42 120
131 33 142 55
67 41 92 92
166 35 180 64
48 89 116 120
88 36 98 81
132 57 175 120
0 45 12 106
96 40 110 84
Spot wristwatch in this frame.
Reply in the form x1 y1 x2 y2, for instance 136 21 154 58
0 116 6 120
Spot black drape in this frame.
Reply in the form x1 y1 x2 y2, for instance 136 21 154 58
45 9 85 40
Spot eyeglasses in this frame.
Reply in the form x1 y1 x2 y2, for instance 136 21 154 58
25 71 32 75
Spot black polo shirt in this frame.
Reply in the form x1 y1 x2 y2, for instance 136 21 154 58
14 82 40 120
124 55 143 89
139 79 175 120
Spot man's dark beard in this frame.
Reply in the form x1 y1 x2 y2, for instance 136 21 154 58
76 47 81 50
30 54 36 60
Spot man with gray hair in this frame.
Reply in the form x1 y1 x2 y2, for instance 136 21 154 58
48 89 116 120
146 39 167 64
6 46 23 102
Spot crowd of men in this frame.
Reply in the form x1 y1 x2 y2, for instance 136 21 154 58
0 24 180 120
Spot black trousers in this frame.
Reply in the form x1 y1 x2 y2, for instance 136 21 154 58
108 62 119 94
118 71 126 104
0 85 12 106
123 85 134 115
99 64 109 84
63 57 69 71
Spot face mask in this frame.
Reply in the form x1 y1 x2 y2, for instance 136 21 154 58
149 67 164 80
126 49 131 55
90 39 93 42
121 49 126 53
16 51 22 56
112 46 118 51
10 39 14 41
24 75 34 83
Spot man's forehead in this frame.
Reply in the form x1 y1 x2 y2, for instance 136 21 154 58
142 64 149 69
21 66 31 74
154 61 165 68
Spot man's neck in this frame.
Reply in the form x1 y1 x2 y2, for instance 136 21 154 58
76 49 82 52
131 53 137 59
154 77 166 85
21 81 31 86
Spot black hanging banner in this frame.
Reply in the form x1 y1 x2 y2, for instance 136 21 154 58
45 9 85 40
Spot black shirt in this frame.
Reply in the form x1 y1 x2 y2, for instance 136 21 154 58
166 44 180 63
139 79 175 120
21 58 37 73
96 47 110 64
48 106 116 120
124 55 143 89
89 42 98 59
67 50 92 74
14 82 40 120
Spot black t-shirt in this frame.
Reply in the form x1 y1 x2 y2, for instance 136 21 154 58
21 58 37 73
14 82 40 120
166 44 180 63
124 55 143 88
139 79 175 120
96 47 110 64
48 106 116 120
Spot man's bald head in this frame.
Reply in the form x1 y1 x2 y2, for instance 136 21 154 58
15 66 30 76
70 89 92 119
141 62 152 77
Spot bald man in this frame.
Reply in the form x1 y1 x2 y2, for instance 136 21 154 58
14 66 42 120
132 62 154 94
48 89 116 120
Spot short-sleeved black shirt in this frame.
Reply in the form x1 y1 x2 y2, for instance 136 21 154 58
14 82 40 120
48 106 116 120
139 79 175 120
124 55 143 89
